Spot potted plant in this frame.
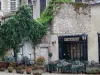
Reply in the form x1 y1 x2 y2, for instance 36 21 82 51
25 66 32 74
48 62 53 73
8 66 13 73
9 62 16 69
32 65 44 75
38 66 44 74
48 53 52 62
36 56 45 65
32 65 38 75
0 61 6 71
16 66 24 74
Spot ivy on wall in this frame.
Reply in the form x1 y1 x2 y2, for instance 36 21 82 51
37 0 88 25
37 0 72 24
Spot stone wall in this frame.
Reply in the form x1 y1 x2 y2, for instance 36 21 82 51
52 3 91 35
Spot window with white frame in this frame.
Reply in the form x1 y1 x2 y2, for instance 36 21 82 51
10 0 16 11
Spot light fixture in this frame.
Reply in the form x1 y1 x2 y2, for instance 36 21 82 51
52 41 56 46
64 53 65 56
82 33 87 40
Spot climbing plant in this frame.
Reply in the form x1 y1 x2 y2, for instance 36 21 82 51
38 0 88 24
37 0 72 24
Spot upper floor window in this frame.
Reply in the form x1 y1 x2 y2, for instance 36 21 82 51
0 21 1 25
10 0 16 11
0 1 1 10
28 0 32 5
75 0 82 2
40 0 46 14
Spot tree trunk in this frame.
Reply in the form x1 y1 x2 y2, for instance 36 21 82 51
33 46 36 62
13 49 17 62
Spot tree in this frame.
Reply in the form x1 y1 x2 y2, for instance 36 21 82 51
29 20 47 61
0 5 47 61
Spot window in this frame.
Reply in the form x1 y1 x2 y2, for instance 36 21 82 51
28 0 32 5
59 35 88 61
40 0 46 14
75 0 82 2
98 34 100 62
0 21 1 25
0 1 1 10
10 0 16 11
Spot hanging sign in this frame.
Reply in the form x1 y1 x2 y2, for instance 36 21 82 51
64 37 80 41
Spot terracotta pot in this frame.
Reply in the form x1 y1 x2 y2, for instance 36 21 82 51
16 69 24 74
33 69 43 75
0 68 5 71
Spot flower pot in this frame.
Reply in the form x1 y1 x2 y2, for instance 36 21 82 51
8 66 13 73
49 70 52 73
25 67 32 74
33 69 43 75
26 72 31 74
0 68 5 71
16 69 24 74
8 70 13 73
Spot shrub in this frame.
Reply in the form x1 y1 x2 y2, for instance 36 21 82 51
36 56 45 65
86 67 100 74
21 56 30 65
48 53 52 58
16 60 23 67
4 56 15 63
9 62 16 69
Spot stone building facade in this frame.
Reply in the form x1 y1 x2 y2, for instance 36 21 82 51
49 3 100 62
0 0 48 22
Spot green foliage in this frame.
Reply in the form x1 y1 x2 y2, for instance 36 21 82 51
0 5 47 60
37 0 72 25
86 67 100 74
8 66 14 72
48 53 52 57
